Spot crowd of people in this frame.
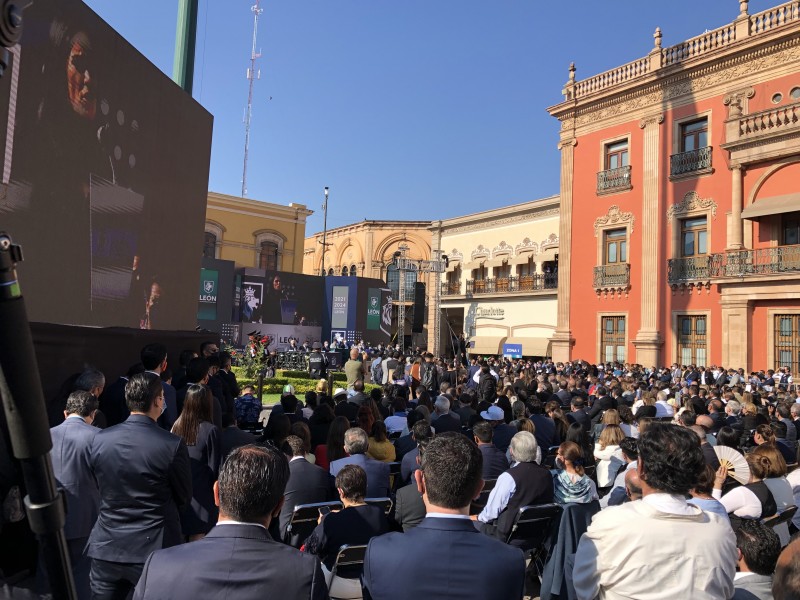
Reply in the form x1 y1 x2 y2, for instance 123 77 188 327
7 338 800 598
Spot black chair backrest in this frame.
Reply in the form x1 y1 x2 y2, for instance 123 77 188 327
482 478 498 493
506 503 563 547
365 497 393 515
763 505 798 529
329 544 368 581
284 501 343 547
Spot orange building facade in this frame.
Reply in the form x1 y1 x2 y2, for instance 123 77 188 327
548 1 800 372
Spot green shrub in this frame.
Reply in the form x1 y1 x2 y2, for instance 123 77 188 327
230 366 379 398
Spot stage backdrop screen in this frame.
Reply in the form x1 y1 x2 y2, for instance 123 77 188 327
0 0 213 329
237 268 324 347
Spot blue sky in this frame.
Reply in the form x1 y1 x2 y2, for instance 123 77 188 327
83 0 777 235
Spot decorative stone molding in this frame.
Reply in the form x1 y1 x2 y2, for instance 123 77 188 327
666 191 718 221
723 86 755 118
561 38 800 129
540 233 559 250
515 238 538 255
471 245 490 260
492 241 513 257
639 114 664 129
447 249 464 262
593 206 635 237
445 208 559 234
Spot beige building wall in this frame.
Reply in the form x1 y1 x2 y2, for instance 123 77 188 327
433 196 560 356
204 192 312 273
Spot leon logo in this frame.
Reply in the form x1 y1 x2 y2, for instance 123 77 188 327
203 280 215 294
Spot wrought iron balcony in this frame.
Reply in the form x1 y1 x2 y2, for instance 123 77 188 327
670 146 712 177
668 244 800 285
465 274 557 295
596 165 632 193
440 281 462 296
593 264 630 291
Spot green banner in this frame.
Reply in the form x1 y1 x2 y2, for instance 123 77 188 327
197 268 218 320
367 287 381 330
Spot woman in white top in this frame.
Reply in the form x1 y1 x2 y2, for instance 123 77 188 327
758 443 794 546
593 423 625 488
712 446 780 532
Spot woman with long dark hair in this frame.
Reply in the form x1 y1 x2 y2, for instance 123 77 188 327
315 416 351 471
171 384 221 540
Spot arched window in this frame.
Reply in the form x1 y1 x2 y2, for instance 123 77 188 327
349 264 357 277
203 231 217 259
328 268 335 276
259 241 279 271
341 266 349 276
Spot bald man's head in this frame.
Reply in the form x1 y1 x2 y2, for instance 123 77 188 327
625 468 642 501
773 536 800 599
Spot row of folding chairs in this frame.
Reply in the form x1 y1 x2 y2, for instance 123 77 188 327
284 498 394 548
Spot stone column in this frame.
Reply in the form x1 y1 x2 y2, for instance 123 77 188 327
721 296 750 370
550 137 577 362
632 114 664 367
365 230 375 277
728 163 744 250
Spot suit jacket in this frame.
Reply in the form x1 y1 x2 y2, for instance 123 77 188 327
587 395 616 423
363 517 525 600
567 409 591 431
531 415 557 450
304 504 389 573
98 376 130 427
731 573 773 600
393 482 426 532
329 454 390 498
334 400 359 424
394 433 417 462
221 426 256 459
279 458 336 537
431 412 462 435
49 417 100 540
133 523 328 600
479 443 510 480
87 414 192 563
150 375 177 431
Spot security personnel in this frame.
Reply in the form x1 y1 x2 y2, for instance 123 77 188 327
307 342 328 379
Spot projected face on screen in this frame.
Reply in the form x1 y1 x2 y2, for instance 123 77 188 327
66 33 96 120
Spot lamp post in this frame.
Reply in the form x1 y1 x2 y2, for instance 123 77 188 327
320 187 329 276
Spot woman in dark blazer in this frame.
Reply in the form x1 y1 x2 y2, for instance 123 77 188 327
172 384 221 540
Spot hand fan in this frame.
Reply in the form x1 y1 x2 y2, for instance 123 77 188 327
713 445 750 485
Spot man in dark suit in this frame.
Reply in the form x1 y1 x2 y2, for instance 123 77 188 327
133 444 328 600
279 435 336 545
555 380 572 407
140 343 178 431
430 396 462 434
88 373 192 599
394 410 424 462
587 386 617 424
329 428 390 498
45 391 100 598
472 421 509 480
393 440 429 532
221 412 256 459
400 421 433 485
567 397 591 431
363 433 525 600
98 363 143 428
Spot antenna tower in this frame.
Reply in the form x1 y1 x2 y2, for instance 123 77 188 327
241 1 263 197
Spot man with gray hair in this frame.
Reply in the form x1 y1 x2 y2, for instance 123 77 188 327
472 431 554 540
329 427 390 497
725 399 742 427
431 395 461 434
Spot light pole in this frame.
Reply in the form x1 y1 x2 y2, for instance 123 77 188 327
320 187 329 276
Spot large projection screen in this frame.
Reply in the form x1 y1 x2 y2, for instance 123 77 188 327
0 0 213 329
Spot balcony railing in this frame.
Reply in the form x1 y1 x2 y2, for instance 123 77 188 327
593 264 631 290
441 282 462 296
465 274 557 295
597 165 632 193
668 244 800 284
561 1 799 101
670 146 713 177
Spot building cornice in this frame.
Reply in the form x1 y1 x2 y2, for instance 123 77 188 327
433 195 560 234
207 191 313 219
